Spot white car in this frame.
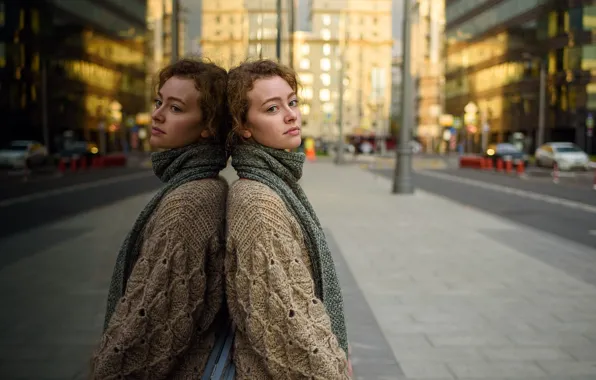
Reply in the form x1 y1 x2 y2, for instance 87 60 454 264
0 140 49 169
535 142 591 171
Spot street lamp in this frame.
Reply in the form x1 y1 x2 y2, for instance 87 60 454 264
392 0 415 194
335 12 348 165
522 52 547 149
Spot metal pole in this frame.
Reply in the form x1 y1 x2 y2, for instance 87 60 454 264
276 0 282 61
537 60 546 148
288 0 295 68
171 0 179 63
41 60 50 152
392 0 414 194
335 13 347 165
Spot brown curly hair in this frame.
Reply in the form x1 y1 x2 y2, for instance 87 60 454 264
226 59 299 147
156 58 231 143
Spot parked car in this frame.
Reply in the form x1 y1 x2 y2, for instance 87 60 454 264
0 140 49 169
484 143 528 166
55 141 100 166
535 142 590 171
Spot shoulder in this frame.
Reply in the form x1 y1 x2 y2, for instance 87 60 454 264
153 177 228 227
227 180 297 242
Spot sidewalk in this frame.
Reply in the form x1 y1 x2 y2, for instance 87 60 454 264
300 161 596 380
0 162 595 379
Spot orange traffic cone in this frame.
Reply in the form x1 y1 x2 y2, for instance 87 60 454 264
305 147 316 162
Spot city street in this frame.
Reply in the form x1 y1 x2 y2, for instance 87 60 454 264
373 164 596 250
1 161 596 379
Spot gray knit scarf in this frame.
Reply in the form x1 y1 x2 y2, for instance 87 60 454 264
103 142 228 331
231 143 348 355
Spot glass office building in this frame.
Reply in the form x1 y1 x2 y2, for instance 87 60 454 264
0 0 147 152
445 0 596 154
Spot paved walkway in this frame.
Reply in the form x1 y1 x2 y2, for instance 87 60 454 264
300 161 596 380
0 161 595 379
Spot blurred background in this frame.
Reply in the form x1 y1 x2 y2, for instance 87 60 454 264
2 1 596 379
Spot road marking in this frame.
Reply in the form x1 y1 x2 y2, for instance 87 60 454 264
0 171 154 208
419 170 596 215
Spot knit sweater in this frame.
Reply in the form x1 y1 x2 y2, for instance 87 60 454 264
91 177 228 379
226 179 350 380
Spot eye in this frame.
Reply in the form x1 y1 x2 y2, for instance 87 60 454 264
154 99 162 109
170 105 182 112
289 99 299 107
267 105 279 113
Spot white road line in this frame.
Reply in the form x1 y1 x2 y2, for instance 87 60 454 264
419 170 596 214
0 171 155 208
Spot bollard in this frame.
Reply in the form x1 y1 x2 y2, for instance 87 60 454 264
496 159 504 172
485 158 493 170
592 167 596 190
553 162 560 184
516 161 525 176
505 159 513 173
58 158 66 172
70 158 77 172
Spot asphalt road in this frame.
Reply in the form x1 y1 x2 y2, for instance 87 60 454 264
374 168 596 250
0 168 161 239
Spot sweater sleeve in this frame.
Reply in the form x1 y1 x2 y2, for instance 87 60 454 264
228 203 349 379
91 186 224 379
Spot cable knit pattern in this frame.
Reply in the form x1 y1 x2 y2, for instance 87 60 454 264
226 180 350 380
91 178 227 379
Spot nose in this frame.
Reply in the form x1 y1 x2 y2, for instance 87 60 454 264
284 107 297 124
152 106 164 123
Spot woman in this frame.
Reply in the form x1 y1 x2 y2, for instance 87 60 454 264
91 58 230 379
225 59 351 379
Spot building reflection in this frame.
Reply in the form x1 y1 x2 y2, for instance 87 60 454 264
445 0 596 154
1 0 148 153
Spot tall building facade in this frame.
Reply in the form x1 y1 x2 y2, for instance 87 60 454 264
410 0 445 151
199 0 392 140
0 0 148 153
445 0 596 154
301 0 392 139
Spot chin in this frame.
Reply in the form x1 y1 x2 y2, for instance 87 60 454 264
286 136 302 150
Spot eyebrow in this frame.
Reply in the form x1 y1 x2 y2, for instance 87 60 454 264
261 92 296 106
157 92 186 105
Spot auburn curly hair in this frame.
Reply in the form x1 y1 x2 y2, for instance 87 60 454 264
156 58 231 143
226 59 299 147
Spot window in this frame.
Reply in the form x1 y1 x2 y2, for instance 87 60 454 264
300 58 310 69
321 29 331 40
19 8 25 29
320 58 331 71
300 87 313 100
320 73 331 86
319 89 330 101
323 14 331 26
0 2 4 27
300 104 311 115
31 9 40 33
323 43 331 56
299 73 313 84
301 44 310 55
216 15 221 23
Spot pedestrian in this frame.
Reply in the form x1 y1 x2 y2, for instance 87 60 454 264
90 58 231 379
225 59 352 379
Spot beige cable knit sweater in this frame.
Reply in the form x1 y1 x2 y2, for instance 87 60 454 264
226 179 350 380
91 177 227 379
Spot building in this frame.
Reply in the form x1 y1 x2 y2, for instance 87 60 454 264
0 0 148 153
198 0 392 141
200 0 249 69
147 0 186 71
410 0 445 152
445 0 596 154
304 0 392 140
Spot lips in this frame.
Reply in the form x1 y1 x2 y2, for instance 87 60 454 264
285 127 300 135
151 126 166 135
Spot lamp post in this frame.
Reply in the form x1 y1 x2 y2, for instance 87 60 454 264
392 0 414 194
335 12 348 165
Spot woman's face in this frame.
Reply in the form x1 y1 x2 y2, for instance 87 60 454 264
150 76 209 149
242 76 302 150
